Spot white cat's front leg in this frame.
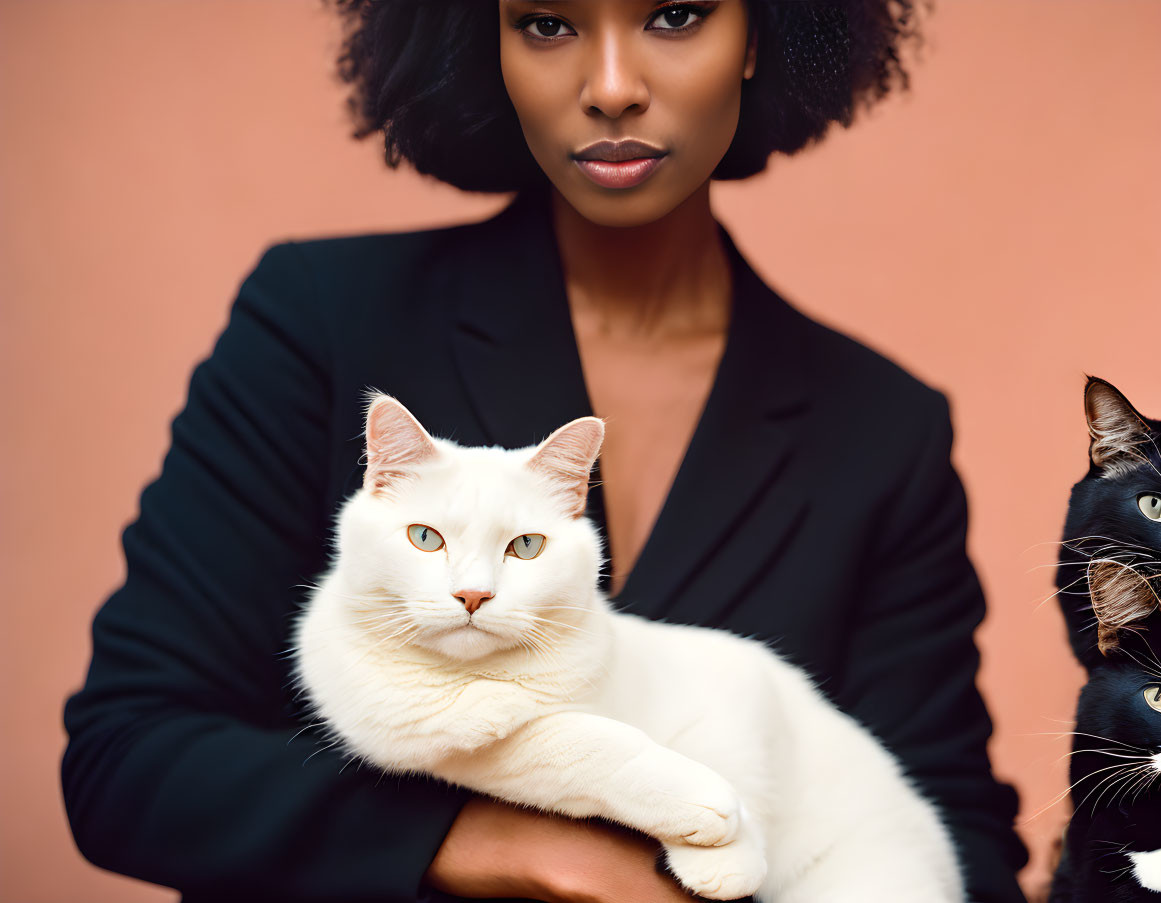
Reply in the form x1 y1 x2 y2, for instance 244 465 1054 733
433 710 741 847
425 678 536 754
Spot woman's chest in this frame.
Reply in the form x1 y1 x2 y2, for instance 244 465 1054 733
571 324 727 596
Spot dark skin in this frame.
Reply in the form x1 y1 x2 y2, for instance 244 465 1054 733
426 2 757 899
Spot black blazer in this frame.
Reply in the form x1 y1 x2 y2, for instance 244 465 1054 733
62 186 1028 902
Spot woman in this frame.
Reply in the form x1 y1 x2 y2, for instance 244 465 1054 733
61 1 1028 901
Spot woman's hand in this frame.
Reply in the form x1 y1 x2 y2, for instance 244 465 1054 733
424 796 701 902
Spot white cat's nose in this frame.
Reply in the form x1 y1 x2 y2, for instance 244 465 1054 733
454 589 493 615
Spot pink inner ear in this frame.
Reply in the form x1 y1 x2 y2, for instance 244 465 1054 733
364 396 438 493
527 417 605 518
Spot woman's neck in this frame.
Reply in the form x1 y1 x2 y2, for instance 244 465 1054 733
548 181 732 340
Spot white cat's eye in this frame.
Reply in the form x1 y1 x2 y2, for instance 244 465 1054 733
1138 494 1161 522
506 534 546 560
1145 685 1161 713
407 524 445 552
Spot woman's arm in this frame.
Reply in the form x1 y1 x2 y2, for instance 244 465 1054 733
425 797 707 903
61 244 473 901
835 390 1029 903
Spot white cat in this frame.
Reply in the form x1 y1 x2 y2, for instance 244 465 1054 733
293 394 964 902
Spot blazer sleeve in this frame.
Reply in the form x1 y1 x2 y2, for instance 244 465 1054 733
61 243 471 901
835 390 1029 903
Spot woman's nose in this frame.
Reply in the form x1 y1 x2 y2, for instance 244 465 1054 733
578 30 650 119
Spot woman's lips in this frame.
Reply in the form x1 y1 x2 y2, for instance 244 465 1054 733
574 155 666 189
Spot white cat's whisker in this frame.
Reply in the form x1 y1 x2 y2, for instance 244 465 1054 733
527 615 602 638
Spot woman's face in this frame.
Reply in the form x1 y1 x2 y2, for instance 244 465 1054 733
498 1 756 227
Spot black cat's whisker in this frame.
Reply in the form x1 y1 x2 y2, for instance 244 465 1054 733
1126 764 1160 806
1033 574 1090 611
1090 840 1133 851
1062 535 1156 555
1118 645 1161 681
1077 762 1149 816
1120 445 1161 481
1029 755 1146 820
1071 749 1154 762
1103 863 1138 883
1029 729 1150 752
1115 764 1156 811
1023 761 1138 825
1087 768 1145 816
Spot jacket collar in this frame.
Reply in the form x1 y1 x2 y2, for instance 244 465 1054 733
450 186 811 621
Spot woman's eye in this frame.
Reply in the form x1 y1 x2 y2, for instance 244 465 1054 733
506 534 546 560
1138 494 1161 522
519 5 708 41
522 16 576 40
1144 685 1161 713
407 524 445 552
647 4 709 32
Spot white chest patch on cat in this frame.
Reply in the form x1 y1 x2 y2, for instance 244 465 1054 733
1128 848 1161 892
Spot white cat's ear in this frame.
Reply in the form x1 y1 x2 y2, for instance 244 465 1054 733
1084 376 1152 477
526 417 605 519
363 393 439 495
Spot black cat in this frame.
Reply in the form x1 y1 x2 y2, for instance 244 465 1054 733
1050 377 1161 902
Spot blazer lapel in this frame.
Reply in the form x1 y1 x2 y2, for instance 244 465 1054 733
449 187 812 623
449 185 594 451
616 228 812 624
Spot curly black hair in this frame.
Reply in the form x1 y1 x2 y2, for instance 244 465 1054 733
329 1 924 193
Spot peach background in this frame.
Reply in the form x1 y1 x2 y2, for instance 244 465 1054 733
2 1 1159 900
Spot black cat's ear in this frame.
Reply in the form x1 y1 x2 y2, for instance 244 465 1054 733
526 417 605 518
362 391 439 496
1084 376 1152 477
1088 560 1161 655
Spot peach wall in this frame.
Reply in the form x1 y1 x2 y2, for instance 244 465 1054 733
2 1 1158 900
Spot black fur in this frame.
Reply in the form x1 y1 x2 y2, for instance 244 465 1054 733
1050 377 1161 902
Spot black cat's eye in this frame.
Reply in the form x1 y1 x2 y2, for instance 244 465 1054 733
1138 494 1161 522
1145 685 1161 713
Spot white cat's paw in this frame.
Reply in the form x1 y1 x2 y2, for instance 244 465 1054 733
646 757 741 846
662 838 767 901
674 778 741 847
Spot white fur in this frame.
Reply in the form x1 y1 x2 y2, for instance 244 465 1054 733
1127 849 1161 892
293 405 964 902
